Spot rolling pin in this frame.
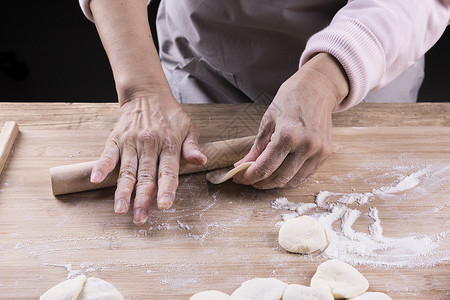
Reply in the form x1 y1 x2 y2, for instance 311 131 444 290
0 121 19 176
50 135 255 195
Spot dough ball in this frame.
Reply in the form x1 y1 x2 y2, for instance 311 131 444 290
231 277 287 300
189 290 232 300
40 275 123 300
78 277 124 300
349 292 392 300
40 275 86 300
310 259 369 299
278 216 328 254
282 284 333 300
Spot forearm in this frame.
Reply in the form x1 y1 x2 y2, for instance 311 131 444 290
301 0 449 111
90 0 171 105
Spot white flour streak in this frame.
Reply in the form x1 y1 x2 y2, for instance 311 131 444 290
47 263 81 279
296 203 317 215
176 220 192 231
373 169 426 195
341 209 360 239
368 207 383 242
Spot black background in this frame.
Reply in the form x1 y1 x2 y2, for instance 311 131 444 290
0 1 448 103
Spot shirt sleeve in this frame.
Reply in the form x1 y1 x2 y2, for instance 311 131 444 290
299 0 450 111
78 0 152 22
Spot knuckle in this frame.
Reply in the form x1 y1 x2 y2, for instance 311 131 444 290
118 167 137 181
290 170 312 187
159 167 178 181
302 135 322 153
286 178 304 188
139 130 159 146
136 170 156 186
162 135 180 154
101 153 116 168
107 132 120 144
253 165 272 180
320 145 333 158
122 133 136 145
278 129 298 149
272 175 291 188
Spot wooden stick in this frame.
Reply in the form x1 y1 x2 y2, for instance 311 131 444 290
0 121 19 176
50 135 255 195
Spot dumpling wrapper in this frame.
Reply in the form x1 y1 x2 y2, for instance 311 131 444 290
40 275 123 300
78 277 124 300
190 290 232 300
40 275 87 300
206 162 254 184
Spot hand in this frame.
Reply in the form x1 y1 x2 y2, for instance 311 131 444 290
233 53 349 189
90 91 207 225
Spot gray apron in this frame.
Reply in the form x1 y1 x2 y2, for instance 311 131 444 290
155 0 423 105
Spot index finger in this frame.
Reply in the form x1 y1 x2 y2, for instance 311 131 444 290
234 138 289 185
91 138 120 183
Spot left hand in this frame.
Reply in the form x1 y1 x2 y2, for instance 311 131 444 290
233 53 349 189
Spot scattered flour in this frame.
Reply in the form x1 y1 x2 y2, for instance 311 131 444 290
272 166 450 268
47 263 82 279
367 207 383 242
176 220 192 231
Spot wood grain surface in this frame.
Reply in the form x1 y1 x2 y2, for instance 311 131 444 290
0 103 449 299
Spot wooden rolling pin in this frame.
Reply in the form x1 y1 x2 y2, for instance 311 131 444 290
50 135 255 195
0 121 19 176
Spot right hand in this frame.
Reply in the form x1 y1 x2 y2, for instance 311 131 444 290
90 91 207 225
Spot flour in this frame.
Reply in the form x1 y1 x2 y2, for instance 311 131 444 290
47 264 82 279
372 169 425 195
296 203 317 215
341 209 360 239
272 166 450 268
176 220 192 231
281 212 299 221
367 207 383 242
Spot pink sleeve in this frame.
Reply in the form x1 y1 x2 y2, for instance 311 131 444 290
78 0 151 22
300 0 450 111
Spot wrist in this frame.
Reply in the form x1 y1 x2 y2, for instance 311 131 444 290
302 53 349 110
116 80 174 107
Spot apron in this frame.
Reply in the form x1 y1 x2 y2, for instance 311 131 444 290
155 0 423 105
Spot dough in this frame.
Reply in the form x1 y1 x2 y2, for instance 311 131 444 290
206 162 253 184
189 290 232 300
310 259 369 299
78 277 124 300
349 292 392 300
40 275 123 300
40 275 86 300
282 284 333 300
278 216 328 254
231 277 288 300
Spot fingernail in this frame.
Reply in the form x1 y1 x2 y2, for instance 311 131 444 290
133 208 148 225
90 170 102 183
198 152 207 165
193 150 207 165
114 199 128 214
158 195 173 210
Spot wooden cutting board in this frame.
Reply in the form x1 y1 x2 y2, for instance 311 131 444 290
0 127 449 299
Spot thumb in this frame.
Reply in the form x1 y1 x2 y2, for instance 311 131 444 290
182 124 207 165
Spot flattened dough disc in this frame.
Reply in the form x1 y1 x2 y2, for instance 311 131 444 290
206 162 254 184
40 275 87 300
